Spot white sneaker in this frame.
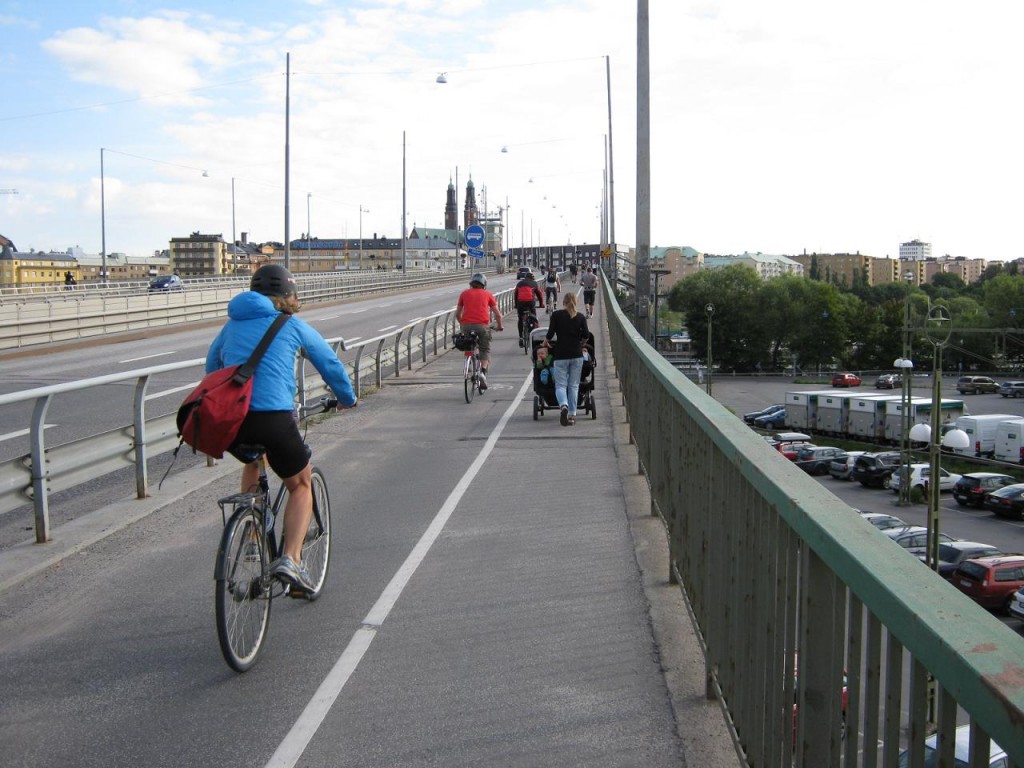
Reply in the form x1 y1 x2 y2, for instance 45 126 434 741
478 373 488 391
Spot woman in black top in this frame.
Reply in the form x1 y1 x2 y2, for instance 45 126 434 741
542 291 589 426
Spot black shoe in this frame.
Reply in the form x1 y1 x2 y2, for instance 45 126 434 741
560 406 569 426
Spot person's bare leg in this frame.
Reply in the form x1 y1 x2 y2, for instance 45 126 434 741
240 461 260 494
280 464 313 564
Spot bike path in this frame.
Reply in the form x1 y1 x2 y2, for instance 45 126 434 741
0 300 735 767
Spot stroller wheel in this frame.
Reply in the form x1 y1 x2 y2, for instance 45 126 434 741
591 398 597 419
533 395 540 421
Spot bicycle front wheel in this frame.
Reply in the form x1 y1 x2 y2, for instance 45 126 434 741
215 507 272 672
301 467 331 600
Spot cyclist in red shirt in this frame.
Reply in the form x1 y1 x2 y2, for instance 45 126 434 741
456 273 504 391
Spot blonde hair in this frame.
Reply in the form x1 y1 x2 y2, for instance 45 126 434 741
562 291 578 318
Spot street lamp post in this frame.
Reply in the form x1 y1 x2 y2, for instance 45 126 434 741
359 205 368 270
705 303 715 396
100 148 108 286
894 357 915 507
306 192 312 273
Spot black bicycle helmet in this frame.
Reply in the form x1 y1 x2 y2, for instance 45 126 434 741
470 273 487 288
251 264 297 297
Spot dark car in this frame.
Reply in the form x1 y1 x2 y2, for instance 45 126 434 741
743 403 785 425
753 409 787 429
851 451 901 488
831 372 861 388
952 472 1017 507
516 266 532 279
874 373 901 389
983 483 1024 519
956 375 998 394
910 541 1005 579
953 555 1024 612
793 446 845 475
148 274 184 292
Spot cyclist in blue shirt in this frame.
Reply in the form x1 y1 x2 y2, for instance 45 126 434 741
206 264 356 593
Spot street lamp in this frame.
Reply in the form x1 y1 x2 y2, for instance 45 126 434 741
100 147 108 286
907 304 969 570
359 205 369 270
894 356 915 507
705 303 715 396
306 192 312 273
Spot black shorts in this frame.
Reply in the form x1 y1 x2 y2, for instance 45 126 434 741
583 290 596 304
228 410 312 480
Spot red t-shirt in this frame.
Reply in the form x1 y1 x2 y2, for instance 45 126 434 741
457 287 497 325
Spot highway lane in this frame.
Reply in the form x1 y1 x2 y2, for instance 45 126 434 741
0 274 523 464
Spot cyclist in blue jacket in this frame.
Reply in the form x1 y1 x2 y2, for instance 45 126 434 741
206 264 356 593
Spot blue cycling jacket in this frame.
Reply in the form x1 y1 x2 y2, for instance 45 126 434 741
206 291 356 411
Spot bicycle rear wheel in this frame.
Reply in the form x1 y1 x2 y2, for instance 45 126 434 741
215 507 272 672
300 467 331 600
464 356 477 403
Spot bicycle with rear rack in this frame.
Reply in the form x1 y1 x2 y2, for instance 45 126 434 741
213 396 336 672
454 330 484 403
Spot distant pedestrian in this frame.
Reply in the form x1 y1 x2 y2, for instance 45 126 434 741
541 292 590 427
580 266 598 318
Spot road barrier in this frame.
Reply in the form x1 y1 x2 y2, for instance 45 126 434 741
602 274 1024 766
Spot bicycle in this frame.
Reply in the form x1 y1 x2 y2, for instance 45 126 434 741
213 397 336 672
454 330 483 403
545 289 557 315
518 306 538 355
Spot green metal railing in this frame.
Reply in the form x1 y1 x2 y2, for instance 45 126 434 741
602 275 1024 766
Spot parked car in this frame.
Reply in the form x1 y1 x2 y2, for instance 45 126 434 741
831 372 861 388
956 375 999 394
859 512 909 531
767 432 811 444
911 541 1006 580
897 723 1006 767
148 274 184 292
851 452 901 488
952 472 1017 507
828 450 866 481
793 446 846 475
998 380 1024 398
753 409 787 429
882 525 955 550
888 464 961 495
874 373 901 389
983 483 1024 520
743 403 785 424
1009 587 1024 622
775 440 814 461
953 555 1024 612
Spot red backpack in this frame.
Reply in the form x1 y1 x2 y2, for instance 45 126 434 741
175 314 289 458
516 283 536 303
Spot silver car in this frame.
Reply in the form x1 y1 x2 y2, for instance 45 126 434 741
828 451 865 481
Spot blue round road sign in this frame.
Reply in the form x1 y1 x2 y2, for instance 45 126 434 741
465 224 485 249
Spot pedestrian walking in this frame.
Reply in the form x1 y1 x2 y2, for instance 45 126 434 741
541 292 590 426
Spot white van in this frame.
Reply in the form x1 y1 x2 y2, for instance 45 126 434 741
955 414 1020 457
994 418 1024 463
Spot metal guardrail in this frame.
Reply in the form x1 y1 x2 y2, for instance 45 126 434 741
0 269 479 350
0 288 515 542
601 274 1024 766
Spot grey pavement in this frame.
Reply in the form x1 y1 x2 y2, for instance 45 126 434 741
0 304 737 767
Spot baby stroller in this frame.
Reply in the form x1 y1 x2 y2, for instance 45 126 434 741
530 328 597 421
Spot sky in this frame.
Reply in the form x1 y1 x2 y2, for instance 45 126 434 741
1 0 1022 262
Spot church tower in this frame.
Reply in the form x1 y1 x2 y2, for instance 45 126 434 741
463 177 478 229
444 178 457 231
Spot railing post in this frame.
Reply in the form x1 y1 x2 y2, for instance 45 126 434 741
132 375 151 499
30 395 53 543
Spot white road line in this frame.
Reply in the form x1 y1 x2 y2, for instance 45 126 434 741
119 352 176 363
144 383 197 401
348 308 367 314
377 325 398 333
265 370 534 768
319 314 340 321
0 425 55 443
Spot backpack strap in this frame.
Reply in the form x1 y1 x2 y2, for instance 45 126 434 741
232 313 290 385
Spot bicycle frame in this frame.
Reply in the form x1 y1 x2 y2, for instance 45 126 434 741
212 466 286 584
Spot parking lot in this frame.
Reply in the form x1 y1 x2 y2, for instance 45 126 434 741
713 375 1024 634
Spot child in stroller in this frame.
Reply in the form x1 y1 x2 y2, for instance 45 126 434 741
529 328 597 421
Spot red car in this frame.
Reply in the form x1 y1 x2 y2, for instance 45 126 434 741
832 372 861 387
953 555 1024 613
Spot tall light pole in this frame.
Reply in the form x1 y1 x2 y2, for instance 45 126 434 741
284 52 291 270
359 205 368 270
100 147 108 286
231 177 237 268
634 0 651 339
401 130 407 275
705 303 715 396
896 270 916 507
